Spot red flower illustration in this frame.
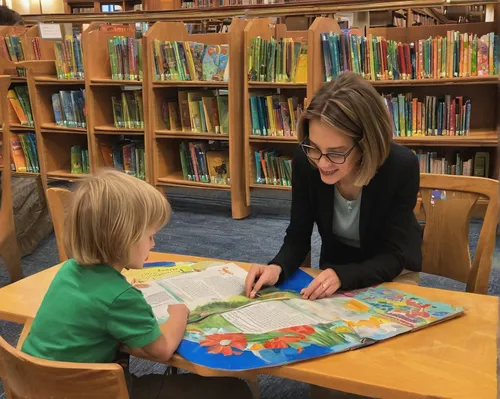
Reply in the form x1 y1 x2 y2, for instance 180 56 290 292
264 335 303 349
279 325 315 336
200 333 247 356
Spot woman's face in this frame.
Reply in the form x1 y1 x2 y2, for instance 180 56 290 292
306 119 361 186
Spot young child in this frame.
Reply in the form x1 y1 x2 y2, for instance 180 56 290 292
21 170 252 399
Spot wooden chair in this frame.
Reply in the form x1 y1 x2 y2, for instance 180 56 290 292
0 75 23 283
418 173 499 294
46 187 72 263
0 325 129 399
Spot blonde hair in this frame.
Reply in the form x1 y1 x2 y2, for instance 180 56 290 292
299 72 392 186
64 169 171 267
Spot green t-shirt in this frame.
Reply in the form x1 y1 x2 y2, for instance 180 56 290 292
21 259 162 363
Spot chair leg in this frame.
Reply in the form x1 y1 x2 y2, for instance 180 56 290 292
0 228 23 282
245 376 260 399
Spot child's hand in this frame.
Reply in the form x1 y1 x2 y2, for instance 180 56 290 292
168 304 189 319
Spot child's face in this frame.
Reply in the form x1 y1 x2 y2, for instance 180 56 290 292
128 227 157 269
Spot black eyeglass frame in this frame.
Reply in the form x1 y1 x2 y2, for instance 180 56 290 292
300 138 359 165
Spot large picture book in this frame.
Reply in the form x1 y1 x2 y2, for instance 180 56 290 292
125 261 464 371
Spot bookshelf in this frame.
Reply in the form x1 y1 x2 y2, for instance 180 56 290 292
143 19 249 219
304 16 499 217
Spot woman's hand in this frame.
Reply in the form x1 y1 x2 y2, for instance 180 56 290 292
245 264 282 299
300 269 341 300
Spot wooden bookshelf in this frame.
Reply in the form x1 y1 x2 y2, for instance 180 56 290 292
82 22 145 180
143 19 249 219
304 16 499 217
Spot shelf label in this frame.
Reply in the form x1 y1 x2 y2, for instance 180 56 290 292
38 23 63 40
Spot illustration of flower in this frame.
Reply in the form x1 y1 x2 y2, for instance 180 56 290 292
200 333 247 356
264 335 304 349
279 325 315 336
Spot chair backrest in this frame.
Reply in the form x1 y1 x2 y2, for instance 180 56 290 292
418 173 498 294
46 187 72 263
0 336 129 399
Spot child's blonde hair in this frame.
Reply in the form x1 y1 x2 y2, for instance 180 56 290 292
299 71 392 187
64 169 171 266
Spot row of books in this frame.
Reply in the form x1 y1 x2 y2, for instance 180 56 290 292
161 91 229 134
8 86 34 127
248 36 307 83
100 140 146 180
179 141 230 185
10 132 40 173
54 35 85 80
320 30 499 82
52 90 87 128
0 34 26 77
254 149 291 186
71 145 90 174
112 90 144 129
249 95 304 137
108 36 143 81
153 40 229 81
415 150 489 177
382 93 471 137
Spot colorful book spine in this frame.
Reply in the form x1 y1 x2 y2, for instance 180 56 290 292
253 149 292 186
108 36 143 81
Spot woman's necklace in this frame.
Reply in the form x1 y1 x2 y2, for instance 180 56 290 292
337 185 361 215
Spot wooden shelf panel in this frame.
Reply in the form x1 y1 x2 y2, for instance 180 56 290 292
47 170 90 180
94 125 144 135
248 82 307 89
157 171 230 190
11 77 27 83
153 81 228 88
41 123 87 134
368 76 499 87
394 132 498 147
250 183 291 191
9 123 34 131
35 76 85 85
250 135 299 143
12 171 40 177
156 130 229 140
90 79 142 86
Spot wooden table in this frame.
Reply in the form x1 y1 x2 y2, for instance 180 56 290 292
0 252 497 398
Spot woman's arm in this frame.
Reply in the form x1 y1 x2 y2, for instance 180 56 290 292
269 148 315 284
325 153 422 290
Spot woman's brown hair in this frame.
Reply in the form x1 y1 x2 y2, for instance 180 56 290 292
298 71 393 186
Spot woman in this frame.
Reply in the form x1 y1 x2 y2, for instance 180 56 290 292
245 72 422 300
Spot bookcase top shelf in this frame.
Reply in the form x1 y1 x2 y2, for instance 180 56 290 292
152 81 229 88
34 77 85 85
248 82 307 89
155 131 230 140
94 125 145 135
367 76 499 87
47 170 90 180
394 132 498 147
40 123 87 134
90 79 142 86
249 136 299 143
250 183 292 191
9 124 34 131
157 171 231 191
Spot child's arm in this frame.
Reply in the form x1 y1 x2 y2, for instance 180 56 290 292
125 304 189 362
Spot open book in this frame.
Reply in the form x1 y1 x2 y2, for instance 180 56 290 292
125 261 464 371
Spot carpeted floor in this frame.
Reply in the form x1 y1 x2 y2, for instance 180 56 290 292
0 199 499 398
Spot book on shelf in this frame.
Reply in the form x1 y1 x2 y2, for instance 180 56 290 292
162 90 228 134
99 139 146 180
247 36 307 83
179 141 230 185
71 145 90 174
254 149 291 186
8 86 34 127
415 150 490 177
382 93 471 137
112 89 144 129
0 34 26 76
153 40 229 82
9 132 39 173
249 94 303 137
54 34 84 80
52 89 87 128
320 30 499 81
108 36 143 81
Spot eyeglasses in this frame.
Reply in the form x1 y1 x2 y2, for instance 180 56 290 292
300 138 358 165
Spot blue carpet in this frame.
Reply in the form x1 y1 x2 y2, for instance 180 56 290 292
0 201 499 398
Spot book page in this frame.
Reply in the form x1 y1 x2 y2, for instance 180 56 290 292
221 300 326 334
156 263 247 309
134 280 180 322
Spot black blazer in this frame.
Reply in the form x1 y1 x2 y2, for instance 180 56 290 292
270 142 423 290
